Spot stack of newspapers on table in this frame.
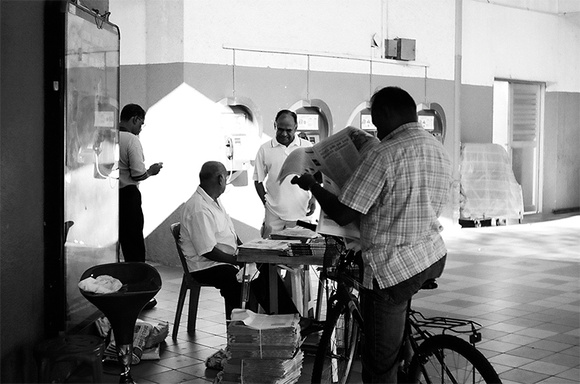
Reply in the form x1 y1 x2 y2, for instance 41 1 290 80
237 239 302 257
216 309 303 384
238 231 326 259
269 227 319 242
270 227 326 257
287 236 326 257
238 239 300 256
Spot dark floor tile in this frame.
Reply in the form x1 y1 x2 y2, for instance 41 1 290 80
508 346 557 360
500 367 550 384
144 369 197 384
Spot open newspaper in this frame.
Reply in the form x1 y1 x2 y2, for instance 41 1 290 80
278 127 379 239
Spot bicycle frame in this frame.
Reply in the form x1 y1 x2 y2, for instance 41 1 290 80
312 234 500 384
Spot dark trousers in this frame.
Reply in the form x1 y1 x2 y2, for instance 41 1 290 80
190 264 298 320
361 256 446 383
119 185 146 262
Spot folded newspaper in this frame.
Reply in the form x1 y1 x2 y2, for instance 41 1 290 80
278 127 379 239
95 317 168 364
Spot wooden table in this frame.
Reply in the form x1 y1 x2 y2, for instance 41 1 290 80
236 251 324 317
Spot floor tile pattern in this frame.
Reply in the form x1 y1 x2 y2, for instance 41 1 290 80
71 214 579 383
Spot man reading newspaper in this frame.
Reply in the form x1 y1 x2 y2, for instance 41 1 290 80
292 86 452 383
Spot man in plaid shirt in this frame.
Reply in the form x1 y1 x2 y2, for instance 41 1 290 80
292 86 452 383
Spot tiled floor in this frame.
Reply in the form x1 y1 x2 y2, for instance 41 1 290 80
77 213 579 383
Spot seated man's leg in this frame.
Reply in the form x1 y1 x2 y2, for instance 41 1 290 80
190 265 257 319
251 263 299 315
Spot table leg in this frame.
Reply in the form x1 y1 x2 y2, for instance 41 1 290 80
303 266 310 318
269 264 278 314
316 274 325 320
241 264 248 309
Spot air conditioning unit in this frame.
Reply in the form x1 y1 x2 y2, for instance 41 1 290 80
385 38 416 61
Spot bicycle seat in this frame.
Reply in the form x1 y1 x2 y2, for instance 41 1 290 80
421 279 438 290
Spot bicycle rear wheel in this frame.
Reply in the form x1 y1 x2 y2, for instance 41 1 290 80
408 334 502 384
312 301 360 384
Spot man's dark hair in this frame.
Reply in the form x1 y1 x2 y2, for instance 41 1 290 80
120 104 145 122
371 87 417 126
275 109 298 125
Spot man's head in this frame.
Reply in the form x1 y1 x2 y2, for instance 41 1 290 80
274 110 298 147
120 104 146 135
370 87 417 140
199 161 228 199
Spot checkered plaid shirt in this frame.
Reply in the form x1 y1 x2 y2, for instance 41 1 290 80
339 123 452 289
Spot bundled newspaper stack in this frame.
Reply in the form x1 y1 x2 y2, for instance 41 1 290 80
270 227 320 242
95 317 168 364
237 239 301 258
270 227 325 258
217 309 303 384
288 237 326 257
241 351 304 384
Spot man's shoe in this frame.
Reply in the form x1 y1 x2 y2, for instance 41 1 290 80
300 317 325 337
143 298 157 310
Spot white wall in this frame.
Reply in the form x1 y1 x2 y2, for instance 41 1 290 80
110 0 147 65
111 0 579 92
462 0 580 92
183 0 456 80
112 0 457 80
108 0 580 226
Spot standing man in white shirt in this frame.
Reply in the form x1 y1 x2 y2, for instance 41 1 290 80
118 104 163 264
253 110 316 239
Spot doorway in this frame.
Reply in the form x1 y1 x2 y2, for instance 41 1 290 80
493 80 544 214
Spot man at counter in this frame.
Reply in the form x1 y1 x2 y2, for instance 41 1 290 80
118 103 163 263
253 109 316 239
292 87 452 383
179 161 300 320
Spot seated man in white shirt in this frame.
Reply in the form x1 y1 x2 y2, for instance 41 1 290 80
179 161 299 319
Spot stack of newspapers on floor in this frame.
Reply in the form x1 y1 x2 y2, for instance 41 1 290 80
216 309 303 384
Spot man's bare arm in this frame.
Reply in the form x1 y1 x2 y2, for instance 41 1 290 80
202 247 242 267
254 180 267 205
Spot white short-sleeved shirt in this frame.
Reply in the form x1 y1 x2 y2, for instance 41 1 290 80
179 186 238 272
253 136 312 221
118 131 147 188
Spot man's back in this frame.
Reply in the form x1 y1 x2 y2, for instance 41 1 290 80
340 123 452 288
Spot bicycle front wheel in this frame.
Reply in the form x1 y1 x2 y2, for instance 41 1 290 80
312 301 360 384
408 334 502 384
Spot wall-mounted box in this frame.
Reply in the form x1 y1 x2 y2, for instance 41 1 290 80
385 38 416 61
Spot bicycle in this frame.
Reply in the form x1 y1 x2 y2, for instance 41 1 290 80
308 235 502 384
